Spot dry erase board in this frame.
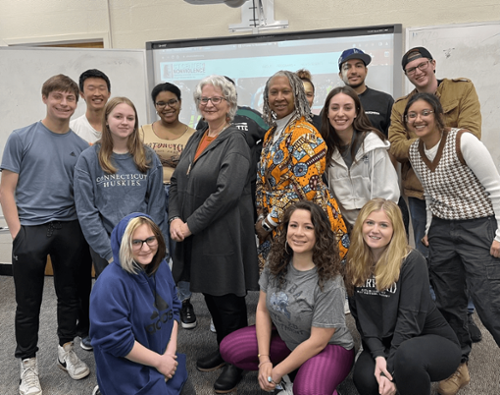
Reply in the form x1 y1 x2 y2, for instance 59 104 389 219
407 21 500 170
0 46 149 163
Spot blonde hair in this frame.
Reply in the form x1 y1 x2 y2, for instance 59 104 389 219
98 97 150 174
119 216 166 275
345 198 410 295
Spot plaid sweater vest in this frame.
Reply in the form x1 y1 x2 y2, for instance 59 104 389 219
409 128 493 220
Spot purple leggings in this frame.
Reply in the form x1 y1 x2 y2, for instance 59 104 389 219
220 325 354 395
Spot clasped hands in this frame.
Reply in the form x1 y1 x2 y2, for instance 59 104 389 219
157 351 178 382
170 218 191 242
374 356 397 395
258 360 282 392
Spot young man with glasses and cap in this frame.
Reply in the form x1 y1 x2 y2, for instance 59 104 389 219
338 48 394 137
389 47 482 395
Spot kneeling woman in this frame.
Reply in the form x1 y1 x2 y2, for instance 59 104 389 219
221 201 354 395
346 199 460 395
90 213 194 395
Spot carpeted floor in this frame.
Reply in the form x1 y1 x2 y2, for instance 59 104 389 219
0 275 498 395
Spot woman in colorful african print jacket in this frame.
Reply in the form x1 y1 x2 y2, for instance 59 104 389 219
255 70 349 270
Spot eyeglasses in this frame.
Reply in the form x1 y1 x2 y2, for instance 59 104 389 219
405 110 434 121
198 96 226 106
155 99 179 108
131 236 158 249
405 60 431 76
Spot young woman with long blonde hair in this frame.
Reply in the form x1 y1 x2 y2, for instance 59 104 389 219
346 198 460 395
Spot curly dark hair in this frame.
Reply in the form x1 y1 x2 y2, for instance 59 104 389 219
268 201 342 291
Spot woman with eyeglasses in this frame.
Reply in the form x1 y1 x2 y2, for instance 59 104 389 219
346 198 461 395
141 83 197 330
75 97 167 278
256 70 348 270
89 213 196 395
404 92 500 393
168 75 259 393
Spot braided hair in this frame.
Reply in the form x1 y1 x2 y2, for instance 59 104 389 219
262 70 312 127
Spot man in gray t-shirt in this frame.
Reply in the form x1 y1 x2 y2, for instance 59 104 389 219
0 74 92 395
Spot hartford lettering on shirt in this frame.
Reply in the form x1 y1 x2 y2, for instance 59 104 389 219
357 276 397 297
96 173 148 187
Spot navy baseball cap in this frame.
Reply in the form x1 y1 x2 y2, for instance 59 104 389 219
338 48 372 70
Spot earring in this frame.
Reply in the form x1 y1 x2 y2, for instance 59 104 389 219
285 240 291 254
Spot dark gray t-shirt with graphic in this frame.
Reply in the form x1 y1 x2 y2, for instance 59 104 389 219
260 261 353 351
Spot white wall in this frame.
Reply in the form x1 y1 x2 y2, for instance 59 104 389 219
0 0 499 49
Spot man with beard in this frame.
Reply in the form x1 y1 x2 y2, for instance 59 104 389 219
338 48 394 137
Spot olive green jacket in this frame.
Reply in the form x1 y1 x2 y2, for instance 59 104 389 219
389 78 481 199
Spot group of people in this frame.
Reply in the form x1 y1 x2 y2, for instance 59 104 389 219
1 43 499 395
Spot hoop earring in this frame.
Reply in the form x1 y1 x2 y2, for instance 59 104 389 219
285 240 292 254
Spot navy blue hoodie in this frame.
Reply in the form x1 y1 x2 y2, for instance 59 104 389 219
90 212 185 394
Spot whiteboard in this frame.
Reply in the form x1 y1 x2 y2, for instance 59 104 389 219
407 21 500 170
0 46 149 163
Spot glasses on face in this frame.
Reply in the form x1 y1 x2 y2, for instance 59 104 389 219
155 99 179 108
405 60 431 76
198 96 226 106
405 110 434 122
131 236 158 250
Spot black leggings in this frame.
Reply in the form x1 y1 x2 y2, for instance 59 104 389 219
353 335 461 395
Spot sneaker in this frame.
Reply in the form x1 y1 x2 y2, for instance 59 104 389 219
80 335 93 351
468 314 482 343
438 362 470 395
210 318 217 333
180 299 197 329
57 342 90 380
91 385 100 395
19 357 42 395
275 374 293 395
344 298 350 315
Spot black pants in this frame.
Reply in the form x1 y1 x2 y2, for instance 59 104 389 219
203 293 248 345
89 246 110 278
12 220 89 359
353 334 460 395
428 216 500 361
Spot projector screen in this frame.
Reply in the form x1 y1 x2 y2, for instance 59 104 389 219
146 25 403 128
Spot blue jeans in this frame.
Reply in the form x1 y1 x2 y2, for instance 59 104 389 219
165 183 192 302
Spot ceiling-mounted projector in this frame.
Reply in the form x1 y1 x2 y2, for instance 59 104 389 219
183 0 248 8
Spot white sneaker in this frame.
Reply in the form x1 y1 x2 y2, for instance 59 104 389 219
344 298 350 315
19 358 42 395
91 385 101 395
57 342 90 380
275 374 293 395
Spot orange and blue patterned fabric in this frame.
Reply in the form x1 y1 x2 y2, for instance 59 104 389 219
256 116 349 265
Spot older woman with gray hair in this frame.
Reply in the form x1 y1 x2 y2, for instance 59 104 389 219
168 75 259 393
255 70 349 269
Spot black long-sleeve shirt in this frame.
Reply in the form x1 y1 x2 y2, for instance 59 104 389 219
349 249 458 373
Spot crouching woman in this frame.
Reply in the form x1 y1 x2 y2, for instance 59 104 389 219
90 213 194 395
346 198 461 395
221 201 354 395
